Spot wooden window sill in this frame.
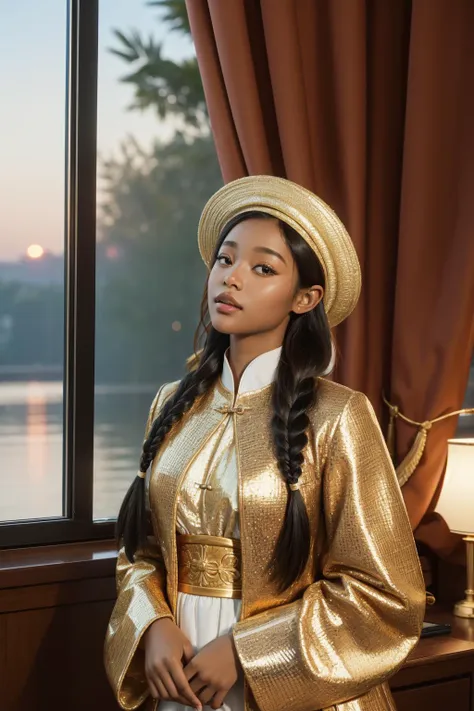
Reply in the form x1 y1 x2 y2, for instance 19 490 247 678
0 539 118 589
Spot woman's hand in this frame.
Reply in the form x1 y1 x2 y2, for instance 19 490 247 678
183 632 241 710
143 617 203 710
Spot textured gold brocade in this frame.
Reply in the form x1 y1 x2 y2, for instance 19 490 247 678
104 385 175 711
104 378 426 711
177 533 242 598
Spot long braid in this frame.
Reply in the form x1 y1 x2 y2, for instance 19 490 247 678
270 357 317 592
268 293 331 593
117 328 228 562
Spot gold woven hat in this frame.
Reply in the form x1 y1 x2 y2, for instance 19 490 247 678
197 175 361 327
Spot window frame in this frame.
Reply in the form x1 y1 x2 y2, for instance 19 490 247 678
0 0 115 548
1 1 472 550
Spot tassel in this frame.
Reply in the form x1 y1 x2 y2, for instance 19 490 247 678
386 404 399 461
396 421 432 487
383 396 473 487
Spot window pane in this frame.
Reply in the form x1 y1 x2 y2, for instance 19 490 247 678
0 2 67 522
457 355 474 437
94 1 222 520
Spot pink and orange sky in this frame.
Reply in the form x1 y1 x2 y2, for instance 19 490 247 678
0 0 193 262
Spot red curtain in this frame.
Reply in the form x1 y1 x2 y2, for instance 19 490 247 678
186 0 474 556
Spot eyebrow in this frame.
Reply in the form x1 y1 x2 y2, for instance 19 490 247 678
222 239 287 265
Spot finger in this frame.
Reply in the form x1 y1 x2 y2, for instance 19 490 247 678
145 675 160 701
197 684 217 705
211 689 228 709
154 675 188 706
146 666 163 700
158 667 182 701
153 678 192 707
167 659 203 709
190 676 208 694
155 677 169 701
183 658 198 681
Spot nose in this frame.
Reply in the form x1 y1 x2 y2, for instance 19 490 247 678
224 265 243 289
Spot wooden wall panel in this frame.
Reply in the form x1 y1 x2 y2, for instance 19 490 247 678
0 542 118 711
1 596 117 711
393 678 471 711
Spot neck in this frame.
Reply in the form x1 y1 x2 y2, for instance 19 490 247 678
228 332 284 388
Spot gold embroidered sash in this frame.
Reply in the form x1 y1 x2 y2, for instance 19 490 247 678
177 533 242 599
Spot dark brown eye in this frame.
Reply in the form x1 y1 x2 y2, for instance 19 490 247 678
255 264 276 276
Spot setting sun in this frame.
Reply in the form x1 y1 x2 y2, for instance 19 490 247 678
27 244 45 260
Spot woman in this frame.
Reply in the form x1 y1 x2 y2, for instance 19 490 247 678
104 176 425 711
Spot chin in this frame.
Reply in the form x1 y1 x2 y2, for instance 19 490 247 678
209 315 238 335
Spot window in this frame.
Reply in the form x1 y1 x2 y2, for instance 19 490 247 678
0 1 67 523
457 354 474 437
0 0 221 547
93 0 222 520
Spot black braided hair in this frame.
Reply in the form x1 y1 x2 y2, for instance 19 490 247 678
269 308 331 592
117 211 332 593
116 327 229 562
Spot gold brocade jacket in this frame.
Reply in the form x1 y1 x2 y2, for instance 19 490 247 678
104 377 426 711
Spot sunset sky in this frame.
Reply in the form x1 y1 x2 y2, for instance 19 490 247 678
0 0 193 261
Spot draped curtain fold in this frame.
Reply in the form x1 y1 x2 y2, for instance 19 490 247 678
186 0 474 556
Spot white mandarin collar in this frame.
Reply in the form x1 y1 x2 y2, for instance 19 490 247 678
221 346 282 396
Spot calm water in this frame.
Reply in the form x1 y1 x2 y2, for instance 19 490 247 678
3 375 472 523
0 380 157 522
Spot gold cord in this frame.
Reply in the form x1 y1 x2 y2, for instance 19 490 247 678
382 394 474 428
382 394 474 486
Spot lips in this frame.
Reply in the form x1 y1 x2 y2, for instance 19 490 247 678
214 292 243 309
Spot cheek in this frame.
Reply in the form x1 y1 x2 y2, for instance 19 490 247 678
262 280 294 304
250 280 295 318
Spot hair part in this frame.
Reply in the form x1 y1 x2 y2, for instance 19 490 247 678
117 211 332 593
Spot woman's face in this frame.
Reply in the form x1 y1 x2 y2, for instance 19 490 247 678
207 217 323 337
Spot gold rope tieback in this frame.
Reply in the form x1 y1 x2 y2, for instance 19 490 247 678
383 394 474 487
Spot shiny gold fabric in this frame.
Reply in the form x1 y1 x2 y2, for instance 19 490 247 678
104 385 175 711
174 391 240 539
177 533 242 598
104 378 425 711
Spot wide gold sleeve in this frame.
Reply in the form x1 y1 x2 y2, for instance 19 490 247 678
104 385 175 711
232 391 426 711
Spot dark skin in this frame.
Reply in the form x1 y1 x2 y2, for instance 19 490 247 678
209 218 323 386
144 218 324 709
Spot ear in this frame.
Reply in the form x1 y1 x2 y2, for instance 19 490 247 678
291 285 324 315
